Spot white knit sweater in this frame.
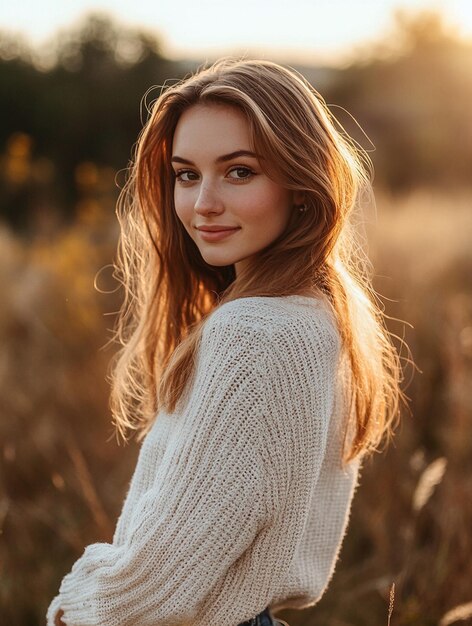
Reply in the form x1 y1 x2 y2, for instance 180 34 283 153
46 295 361 626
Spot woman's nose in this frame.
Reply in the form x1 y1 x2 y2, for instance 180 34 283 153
194 181 223 213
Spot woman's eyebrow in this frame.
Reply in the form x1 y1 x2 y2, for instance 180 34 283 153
171 150 262 165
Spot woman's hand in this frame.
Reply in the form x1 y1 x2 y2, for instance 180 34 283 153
54 608 66 626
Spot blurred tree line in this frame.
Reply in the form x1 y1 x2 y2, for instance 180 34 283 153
0 8 471 234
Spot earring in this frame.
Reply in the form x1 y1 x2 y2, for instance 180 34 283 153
296 204 307 213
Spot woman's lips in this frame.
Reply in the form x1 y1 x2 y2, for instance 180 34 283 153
197 228 240 242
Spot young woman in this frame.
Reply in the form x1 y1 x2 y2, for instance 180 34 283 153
47 58 406 626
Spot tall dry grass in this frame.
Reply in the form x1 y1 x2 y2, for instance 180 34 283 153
0 187 471 625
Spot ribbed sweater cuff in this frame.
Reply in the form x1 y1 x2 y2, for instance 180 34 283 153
59 572 97 625
53 543 112 625
46 594 63 626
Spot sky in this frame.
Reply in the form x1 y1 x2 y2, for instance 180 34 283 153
1 0 471 65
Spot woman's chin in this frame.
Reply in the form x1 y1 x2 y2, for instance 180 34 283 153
199 252 238 268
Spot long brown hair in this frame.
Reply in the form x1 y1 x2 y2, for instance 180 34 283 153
109 57 409 465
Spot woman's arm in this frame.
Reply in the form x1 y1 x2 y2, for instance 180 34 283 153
46 312 273 626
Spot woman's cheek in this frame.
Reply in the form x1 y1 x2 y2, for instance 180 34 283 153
174 192 192 225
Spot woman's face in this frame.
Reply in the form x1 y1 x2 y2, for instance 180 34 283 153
171 103 301 276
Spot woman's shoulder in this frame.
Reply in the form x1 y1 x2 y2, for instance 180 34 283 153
204 294 340 352
207 293 330 319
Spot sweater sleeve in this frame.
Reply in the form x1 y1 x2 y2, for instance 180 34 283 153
46 312 272 626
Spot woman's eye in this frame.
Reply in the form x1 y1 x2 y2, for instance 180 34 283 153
174 167 255 184
227 167 254 181
175 170 198 183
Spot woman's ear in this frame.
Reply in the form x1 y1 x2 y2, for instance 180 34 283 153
293 190 306 206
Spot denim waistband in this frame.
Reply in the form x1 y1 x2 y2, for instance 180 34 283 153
237 606 275 626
